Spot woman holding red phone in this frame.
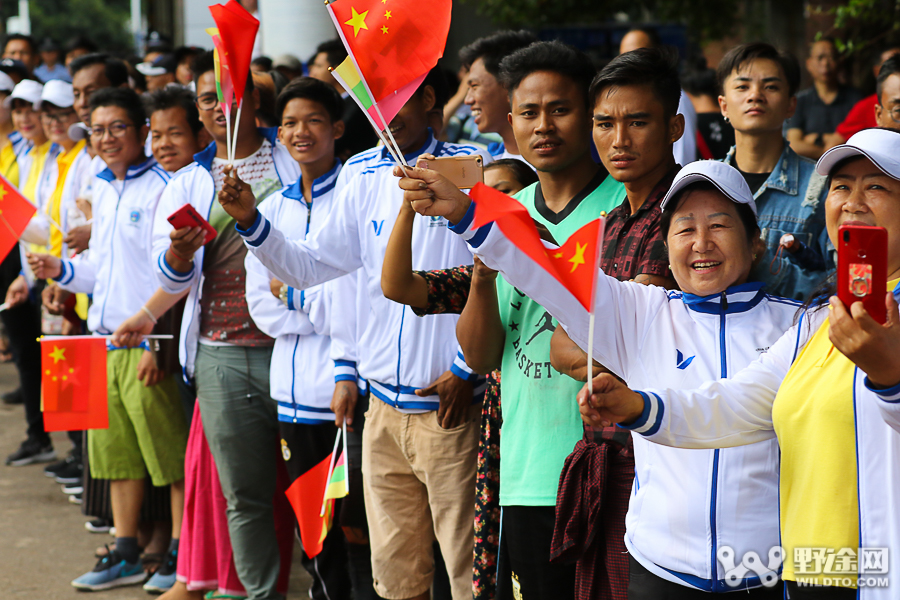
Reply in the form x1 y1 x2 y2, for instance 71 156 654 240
578 127 900 600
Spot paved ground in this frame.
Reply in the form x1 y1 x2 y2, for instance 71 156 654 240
0 362 313 599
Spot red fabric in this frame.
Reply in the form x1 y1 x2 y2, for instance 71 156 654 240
550 438 634 600
836 94 877 139
208 0 259 106
0 172 36 264
178 403 294 595
41 336 108 431
327 0 451 103
470 182 602 310
284 453 334 558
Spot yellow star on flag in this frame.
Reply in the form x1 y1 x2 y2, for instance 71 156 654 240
553 252 563 259
0 186 7 201
381 25 389 33
344 7 369 37
49 345 66 363
568 242 587 273
384 10 392 18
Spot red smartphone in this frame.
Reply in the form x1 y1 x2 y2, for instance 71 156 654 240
837 224 888 324
167 204 217 246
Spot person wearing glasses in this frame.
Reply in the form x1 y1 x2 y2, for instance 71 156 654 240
113 50 299 600
874 55 900 132
28 87 189 591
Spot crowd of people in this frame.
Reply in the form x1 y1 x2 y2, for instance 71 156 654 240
2 18 900 600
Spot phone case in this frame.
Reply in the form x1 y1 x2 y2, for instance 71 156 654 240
167 204 218 246
837 224 887 324
417 155 483 189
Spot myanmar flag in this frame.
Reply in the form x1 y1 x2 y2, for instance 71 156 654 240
208 0 258 106
324 448 349 501
327 0 451 104
0 172 36 264
470 183 604 311
41 336 108 431
331 56 424 131
285 454 334 559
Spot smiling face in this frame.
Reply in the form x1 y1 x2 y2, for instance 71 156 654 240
719 58 795 134
278 97 343 166
40 103 79 146
150 106 203 173
509 70 591 173
592 83 681 185
90 105 145 176
11 100 42 141
825 156 900 279
196 70 229 144
387 85 433 153
464 58 509 136
666 187 755 296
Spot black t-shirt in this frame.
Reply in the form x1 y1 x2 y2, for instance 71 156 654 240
737 169 771 195
788 86 863 135
696 113 735 160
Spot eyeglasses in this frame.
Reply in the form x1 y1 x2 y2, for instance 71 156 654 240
42 109 76 124
195 93 221 111
888 106 900 124
90 122 133 139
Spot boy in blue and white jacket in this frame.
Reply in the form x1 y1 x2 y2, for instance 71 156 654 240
243 78 353 598
218 69 489 600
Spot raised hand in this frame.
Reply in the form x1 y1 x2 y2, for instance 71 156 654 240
218 165 259 229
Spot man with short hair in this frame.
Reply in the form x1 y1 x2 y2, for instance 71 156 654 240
787 38 862 159
217 67 489 600
3 34 38 78
717 42 830 299
29 87 188 592
36 38 71 83
307 39 378 160
146 85 210 175
875 55 900 131
458 30 537 162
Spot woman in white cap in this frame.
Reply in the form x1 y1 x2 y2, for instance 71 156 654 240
0 70 23 184
438 159 797 597
6 80 49 201
581 127 900 600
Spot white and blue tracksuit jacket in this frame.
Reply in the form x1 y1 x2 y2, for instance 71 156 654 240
628 288 900 600
150 129 300 380
55 157 171 334
244 161 343 424
452 207 800 591
237 133 488 412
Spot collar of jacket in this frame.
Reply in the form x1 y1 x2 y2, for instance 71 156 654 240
97 155 158 182
192 126 280 172
282 158 343 203
379 128 442 163
679 281 768 314
724 140 800 197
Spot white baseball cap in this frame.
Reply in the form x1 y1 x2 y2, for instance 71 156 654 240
3 79 43 108
0 71 14 94
816 128 900 180
35 79 74 110
660 160 758 217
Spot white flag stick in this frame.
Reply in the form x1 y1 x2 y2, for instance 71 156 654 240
39 334 174 341
224 101 233 164
319 426 343 517
342 419 349 490
587 312 595 397
230 99 244 167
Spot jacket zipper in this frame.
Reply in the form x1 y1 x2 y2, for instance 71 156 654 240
98 178 127 333
709 291 729 590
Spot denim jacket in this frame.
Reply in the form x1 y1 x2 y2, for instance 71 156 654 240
723 142 831 300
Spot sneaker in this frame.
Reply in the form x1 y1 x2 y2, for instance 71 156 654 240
62 480 84 495
71 550 145 591
54 457 84 484
5 439 55 466
143 550 177 593
44 456 71 477
2 387 23 405
69 493 83 505
85 518 112 533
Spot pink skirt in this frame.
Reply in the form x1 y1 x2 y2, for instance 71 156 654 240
177 402 295 596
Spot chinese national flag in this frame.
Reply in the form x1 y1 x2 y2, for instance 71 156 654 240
0 173 36 263
327 0 451 103
209 0 259 107
41 336 108 431
470 183 603 311
284 453 334 559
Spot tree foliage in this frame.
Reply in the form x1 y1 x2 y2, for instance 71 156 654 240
460 0 742 42
4 0 132 55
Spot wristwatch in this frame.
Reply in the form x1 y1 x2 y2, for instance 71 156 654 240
278 284 289 307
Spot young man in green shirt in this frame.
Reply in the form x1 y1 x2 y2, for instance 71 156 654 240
453 40 624 599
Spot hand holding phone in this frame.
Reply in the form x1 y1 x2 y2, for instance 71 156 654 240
837 224 888 324
167 204 217 246
416 155 484 190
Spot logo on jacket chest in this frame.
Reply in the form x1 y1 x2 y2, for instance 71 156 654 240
676 349 695 370
126 208 144 227
371 219 385 236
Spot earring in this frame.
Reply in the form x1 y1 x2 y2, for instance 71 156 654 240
724 116 730 123
753 253 757 260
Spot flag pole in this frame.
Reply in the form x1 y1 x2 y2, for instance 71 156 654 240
39 334 174 341
342 419 348 490
325 2 409 170
587 215 605 399
319 427 343 517
231 99 243 166
224 101 233 164
587 312 595 397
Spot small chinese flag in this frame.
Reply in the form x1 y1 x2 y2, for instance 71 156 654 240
284 454 334 558
208 0 259 107
41 336 108 431
0 172 36 264
327 0 451 103
470 183 604 311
